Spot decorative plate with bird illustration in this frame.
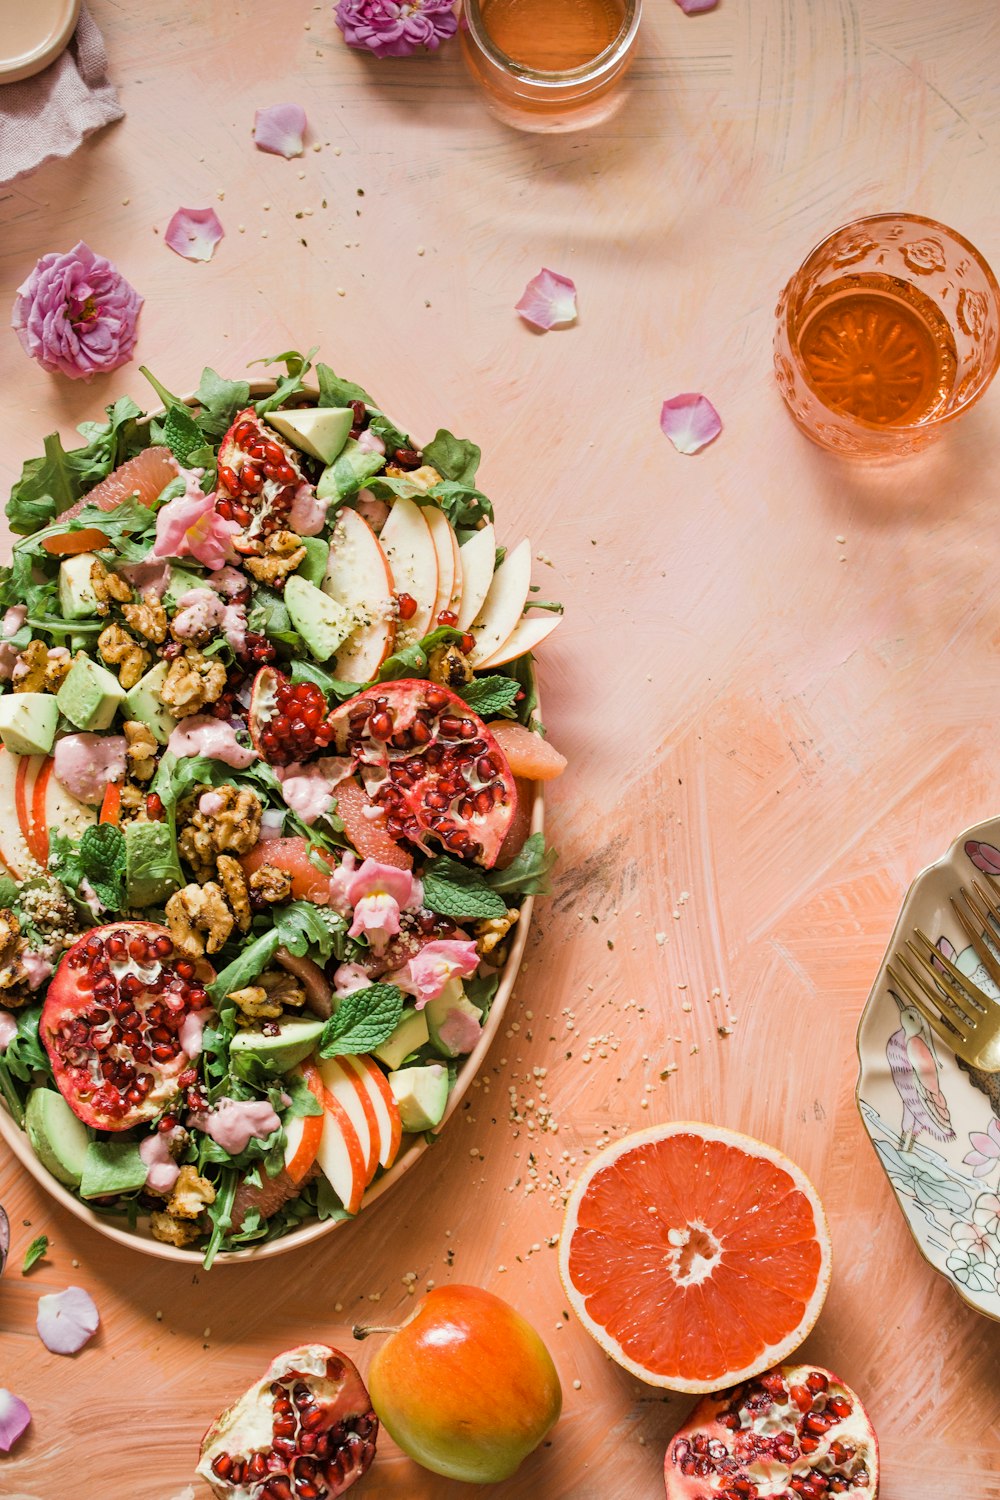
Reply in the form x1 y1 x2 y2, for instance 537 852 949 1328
857 816 1000 1323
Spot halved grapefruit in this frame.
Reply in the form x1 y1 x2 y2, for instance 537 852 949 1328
559 1122 832 1394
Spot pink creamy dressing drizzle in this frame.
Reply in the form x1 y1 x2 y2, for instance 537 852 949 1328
53 734 127 805
178 1010 205 1057
172 588 225 640
139 1130 182 1195
198 791 225 816
277 757 354 824
0 1008 17 1051
0 605 27 678
187 1097 281 1156
288 483 329 536
356 430 386 456
22 949 55 990
167 716 257 768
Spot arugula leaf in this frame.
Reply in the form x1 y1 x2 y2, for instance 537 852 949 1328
422 429 481 486
0 875 18 907
273 902 347 963
207 929 282 1006
0 1007 48 1088
508 651 540 729
290 659 366 701
421 857 508 919
252 347 319 416
21 1234 48 1274
203 1166 238 1270
426 479 493 529
370 412 409 453
377 625 464 683
464 970 501 1019
318 984 404 1059
79 823 127 910
316 363 374 408
6 398 146 534
459 675 519 716
281 1072 324 1119
485 832 557 896
0 551 57 618
194 366 251 441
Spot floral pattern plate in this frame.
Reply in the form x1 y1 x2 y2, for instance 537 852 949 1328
856 816 1000 1321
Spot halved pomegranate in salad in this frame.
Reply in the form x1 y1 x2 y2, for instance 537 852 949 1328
216 407 310 536
41 922 214 1131
249 666 336 765
329 680 518 868
663 1362 879 1499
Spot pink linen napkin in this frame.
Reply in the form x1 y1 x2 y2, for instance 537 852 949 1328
0 3 123 186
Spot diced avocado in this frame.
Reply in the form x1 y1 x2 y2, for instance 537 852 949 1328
425 982 484 1059
316 440 385 503
125 820 183 907
0 692 59 756
122 661 177 745
25 1088 89 1188
163 565 205 611
266 406 354 465
58 552 101 620
79 1138 148 1199
231 1017 326 1076
57 655 125 731
374 1008 430 1071
295 537 330 588
389 1063 450 1133
284 574 354 662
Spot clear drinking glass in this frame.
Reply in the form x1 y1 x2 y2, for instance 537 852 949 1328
459 0 642 133
773 213 1000 458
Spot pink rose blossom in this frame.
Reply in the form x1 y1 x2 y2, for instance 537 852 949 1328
153 469 238 568
11 241 142 380
334 962 372 997
400 939 480 1007
346 859 416 950
335 0 458 57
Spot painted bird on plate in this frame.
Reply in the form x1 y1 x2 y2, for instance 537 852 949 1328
887 989 955 1153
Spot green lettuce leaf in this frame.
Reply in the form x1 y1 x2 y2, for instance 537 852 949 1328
422 429 481 485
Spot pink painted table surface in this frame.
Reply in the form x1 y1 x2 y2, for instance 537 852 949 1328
1 2 999 1496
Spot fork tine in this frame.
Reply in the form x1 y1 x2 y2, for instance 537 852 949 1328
901 945 978 1030
887 963 969 1048
912 928 990 1015
950 888 1000 994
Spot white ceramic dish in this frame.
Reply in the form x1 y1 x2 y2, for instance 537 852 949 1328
0 0 80 85
0 379 546 1263
856 814 1000 1322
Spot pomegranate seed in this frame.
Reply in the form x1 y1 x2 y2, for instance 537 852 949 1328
242 465 264 494
461 631 475 653
211 1454 233 1479
393 445 422 469
396 592 417 620
790 1385 813 1413
146 792 165 820
234 419 256 445
437 609 458 626
369 711 393 739
806 1371 829 1394
826 1395 852 1420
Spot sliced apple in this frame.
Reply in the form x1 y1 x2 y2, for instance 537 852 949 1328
14 753 47 866
424 506 457 623
467 538 532 667
0 747 36 879
474 612 563 669
343 1054 403 1170
378 496 438 646
283 1098 325 1186
318 1055 380 1185
323 507 396 683
455 522 495 632
30 759 96 865
302 1062 367 1215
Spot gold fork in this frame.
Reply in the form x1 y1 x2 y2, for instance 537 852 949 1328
886 927 1000 1072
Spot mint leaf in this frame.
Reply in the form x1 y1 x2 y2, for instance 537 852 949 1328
422 857 507 919
422 429 481 486
162 403 204 465
79 823 127 910
318 984 403 1058
22 1234 48 1274
486 832 557 896
459 675 519 716
316 363 373 408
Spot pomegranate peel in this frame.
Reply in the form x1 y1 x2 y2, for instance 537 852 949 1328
664 1362 879 1499
216 407 312 540
197 1343 377 1498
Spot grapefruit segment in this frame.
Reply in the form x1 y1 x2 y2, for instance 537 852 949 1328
559 1123 831 1393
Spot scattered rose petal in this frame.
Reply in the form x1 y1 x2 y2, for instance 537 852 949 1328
660 393 723 454
674 0 718 12
0 1389 30 1452
254 103 307 158
515 268 578 332
165 207 224 264
11 241 142 380
36 1286 99 1355
335 0 459 57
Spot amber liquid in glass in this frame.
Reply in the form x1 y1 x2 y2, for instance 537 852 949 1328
478 0 626 70
797 273 959 426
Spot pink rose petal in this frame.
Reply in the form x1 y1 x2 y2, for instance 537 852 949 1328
254 103 307 159
0 1389 30 1452
515 268 578 332
674 0 718 11
36 1286 99 1355
660 393 723 455
165 207 224 264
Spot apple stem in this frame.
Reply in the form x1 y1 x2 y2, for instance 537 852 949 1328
352 1323 398 1341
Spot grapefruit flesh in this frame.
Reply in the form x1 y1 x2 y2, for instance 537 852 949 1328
52 446 179 530
334 776 413 870
559 1122 831 1394
239 836 337 904
487 720 566 781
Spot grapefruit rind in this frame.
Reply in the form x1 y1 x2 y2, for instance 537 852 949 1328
558 1121 832 1395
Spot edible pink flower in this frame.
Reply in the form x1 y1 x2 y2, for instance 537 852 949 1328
964 1119 1000 1178
660 393 723 454
346 860 415 950
401 939 479 1007
0 1389 30 1452
165 207 224 263
36 1286 99 1355
515 268 578 332
0 1009 17 1051
153 469 238 568
335 0 459 57
334 961 373 997
254 104 307 158
11 241 142 381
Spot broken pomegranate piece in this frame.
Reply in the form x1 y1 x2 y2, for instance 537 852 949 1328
663 1362 879 1500
198 1344 378 1499
329 679 518 868
40 923 214 1131
249 666 336 765
216 407 312 537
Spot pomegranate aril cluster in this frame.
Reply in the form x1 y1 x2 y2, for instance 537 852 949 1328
261 680 334 764
210 1375 377 1499
216 416 302 535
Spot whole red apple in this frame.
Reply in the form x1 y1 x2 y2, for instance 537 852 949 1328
358 1283 562 1483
